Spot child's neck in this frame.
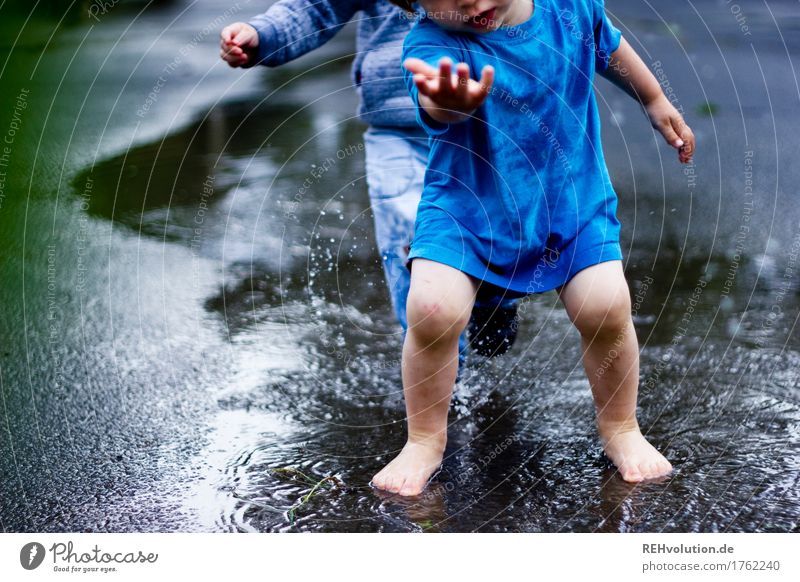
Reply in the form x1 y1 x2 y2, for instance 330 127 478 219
503 0 534 28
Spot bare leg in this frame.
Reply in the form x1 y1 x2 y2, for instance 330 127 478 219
371 258 477 496
558 260 672 482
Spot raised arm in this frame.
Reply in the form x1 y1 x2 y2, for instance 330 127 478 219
246 0 364 67
587 0 694 163
601 37 695 163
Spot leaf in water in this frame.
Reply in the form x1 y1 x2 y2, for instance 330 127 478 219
269 468 342 527
696 102 719 116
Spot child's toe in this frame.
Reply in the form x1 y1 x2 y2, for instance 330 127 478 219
393 477 411 495
645 461 661 478
658 459 673 476
383 475 400 493
371 469 392 491
621 465 643 482
399 478 424 497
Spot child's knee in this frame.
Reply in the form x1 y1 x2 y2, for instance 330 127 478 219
573 293 632 341
406 292 470 344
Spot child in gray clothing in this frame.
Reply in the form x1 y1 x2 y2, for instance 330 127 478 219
219 1 519 362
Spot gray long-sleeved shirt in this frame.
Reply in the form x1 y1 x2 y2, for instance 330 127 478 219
248 1 419 128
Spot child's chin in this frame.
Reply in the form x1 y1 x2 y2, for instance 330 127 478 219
432 19 468 32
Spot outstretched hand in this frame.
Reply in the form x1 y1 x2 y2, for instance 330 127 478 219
403 57 495 121
220 22 259 68
645 94 696 164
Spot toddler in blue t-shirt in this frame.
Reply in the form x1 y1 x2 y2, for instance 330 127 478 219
372 0 695 496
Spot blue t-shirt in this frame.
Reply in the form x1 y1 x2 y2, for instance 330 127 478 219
402 0 624 296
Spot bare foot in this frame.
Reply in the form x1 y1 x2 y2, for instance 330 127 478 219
371 440 445 496
598 424 673 483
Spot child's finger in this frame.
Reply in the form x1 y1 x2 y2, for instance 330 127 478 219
679 139 693 163
230 27 245 46
478 65 495 95
221 49 238 66
438 58 454 97
679 139 694 163
220 44 242 61
678 123 695 156
659 119 683 149
403 58 437 79
670 116 695 162
231 25 257 48
404 58 436 77
469 65 495 106
456 63 470 100
221 51 244 67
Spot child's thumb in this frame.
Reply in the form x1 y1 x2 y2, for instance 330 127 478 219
231 25 255 46
661 119 684 149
